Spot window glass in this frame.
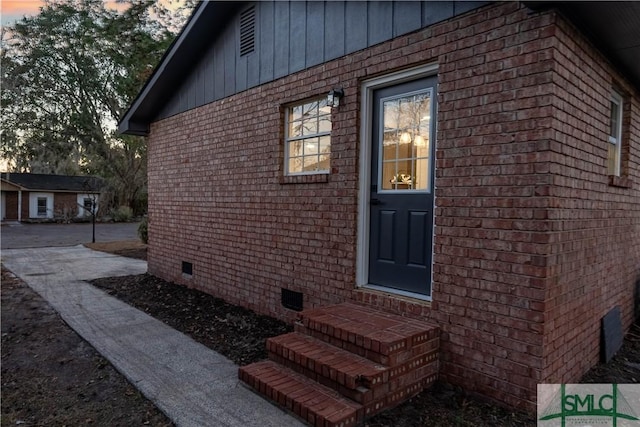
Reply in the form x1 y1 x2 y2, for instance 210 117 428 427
285 98 331 175
608 92 623 176
380 91 432 191
37 197 47 216
609 100 620 139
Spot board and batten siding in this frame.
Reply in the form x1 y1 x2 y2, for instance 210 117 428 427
158 0 487 120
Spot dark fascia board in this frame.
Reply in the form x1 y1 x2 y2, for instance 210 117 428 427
1 173 105 192
525 1 640 92
118 1 245 135
0 178 26 191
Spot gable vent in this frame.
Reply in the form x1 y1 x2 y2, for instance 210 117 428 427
239 6 255 57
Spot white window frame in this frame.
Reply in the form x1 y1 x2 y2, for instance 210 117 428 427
77 193 98 217
29 192 53 219
37 197 47 216
608 91 623 176
284 97 331 176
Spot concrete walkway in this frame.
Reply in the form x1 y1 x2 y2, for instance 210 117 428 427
1 245 303 427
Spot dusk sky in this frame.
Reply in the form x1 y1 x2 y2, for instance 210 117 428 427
1 0 43 25
0 1 184 26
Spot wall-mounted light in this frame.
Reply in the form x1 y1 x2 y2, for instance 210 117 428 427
400 132 412 144
327 88 344 108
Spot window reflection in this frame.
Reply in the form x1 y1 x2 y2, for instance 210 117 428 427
380 91 431 191
286 98 331 174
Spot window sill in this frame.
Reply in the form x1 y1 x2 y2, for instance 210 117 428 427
608 175 632 188
280 174 329 185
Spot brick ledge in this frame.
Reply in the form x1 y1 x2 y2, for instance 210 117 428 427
608 175 633 188
280 174 329 184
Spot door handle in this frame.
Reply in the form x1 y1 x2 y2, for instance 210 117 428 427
370 198 384 205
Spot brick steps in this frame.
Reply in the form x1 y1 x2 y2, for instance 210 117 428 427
239 303 440 426
295 303 440 366
268 332 386 396
239 360 361 427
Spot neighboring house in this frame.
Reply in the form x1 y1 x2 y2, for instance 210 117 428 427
1 173 103 222
119 0 640 415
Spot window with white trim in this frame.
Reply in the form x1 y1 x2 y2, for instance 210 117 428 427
37 197 47 216
83 198 93 213
285 98 331 175
608 91 623 176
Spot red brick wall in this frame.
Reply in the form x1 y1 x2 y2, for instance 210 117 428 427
541 16 640 385
21 191 29 220
54 193 78 219
146 2 639 411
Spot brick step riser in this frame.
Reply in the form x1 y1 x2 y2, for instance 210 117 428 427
269 341 439 389
239 362 362 427
268 347 439 405
240 371 437 427
295 323 439 366
267 337 367 390
242 362 440 424
296 314 439 355
368 362 440 402
363 375 439 419
269 353 374 404
266 334 387 388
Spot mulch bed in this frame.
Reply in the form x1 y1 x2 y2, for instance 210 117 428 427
90 274 292 366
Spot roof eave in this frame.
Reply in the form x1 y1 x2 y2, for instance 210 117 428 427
118 120 150 136
525 1 640 92
118 2 245 135
0 178 26 191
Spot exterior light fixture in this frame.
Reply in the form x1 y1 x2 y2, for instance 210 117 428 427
327 88 344 108
400 132 412 144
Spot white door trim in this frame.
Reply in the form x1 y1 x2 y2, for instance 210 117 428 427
356 63 438 300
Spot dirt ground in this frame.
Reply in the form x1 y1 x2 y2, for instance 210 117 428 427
1 268 172 427
2 241 639 426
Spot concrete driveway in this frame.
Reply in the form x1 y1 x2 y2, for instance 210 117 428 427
1 222 141 249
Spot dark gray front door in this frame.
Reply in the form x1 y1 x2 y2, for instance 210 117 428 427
369 77 436 296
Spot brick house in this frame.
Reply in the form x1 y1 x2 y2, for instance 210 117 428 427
1 173 103 222
119 0 640 417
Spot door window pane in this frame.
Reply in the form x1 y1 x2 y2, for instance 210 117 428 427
379 91 432 191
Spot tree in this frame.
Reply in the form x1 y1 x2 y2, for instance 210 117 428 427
0 0 194 214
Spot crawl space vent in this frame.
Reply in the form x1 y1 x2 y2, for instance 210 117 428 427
601 306 623 363
239 6 255 57
281 288 303 311
182 261 193 276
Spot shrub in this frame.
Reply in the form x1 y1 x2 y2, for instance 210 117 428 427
111 205 133 222
138 216 148 244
